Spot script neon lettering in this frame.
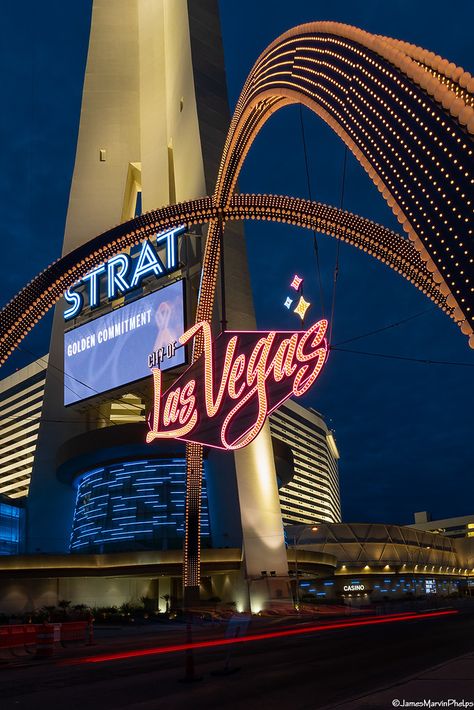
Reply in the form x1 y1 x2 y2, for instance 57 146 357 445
146 319 329 450
221 324 327 449
222 332 275 449
180 322 237 417
292 320 328 396
163 388 181 426
228 354 246 399
271 335 298 382
178 380 196 425
146 369 197 442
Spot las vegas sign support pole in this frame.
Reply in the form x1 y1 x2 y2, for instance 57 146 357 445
183 439 204 607
182 216 226 610
180 217 224 682
182 440 203 682
180 217 225 683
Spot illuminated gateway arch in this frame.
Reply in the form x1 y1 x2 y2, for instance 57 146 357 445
0 22 473 595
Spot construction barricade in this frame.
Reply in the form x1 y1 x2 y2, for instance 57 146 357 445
0 620 93 663
0 624 37 659
35 624 55 659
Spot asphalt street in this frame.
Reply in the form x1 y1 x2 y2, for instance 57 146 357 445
1 612 473 710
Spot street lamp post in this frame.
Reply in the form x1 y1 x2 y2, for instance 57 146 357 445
293 525 319 610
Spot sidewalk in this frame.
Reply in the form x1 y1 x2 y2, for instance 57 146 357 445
322 652 474 708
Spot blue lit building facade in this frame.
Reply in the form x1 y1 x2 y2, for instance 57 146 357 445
0 495 24 555
70 458 210 553
51 422 220 558
298 575 461 603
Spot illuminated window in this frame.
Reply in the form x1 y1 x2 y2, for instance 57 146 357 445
0 501 23 554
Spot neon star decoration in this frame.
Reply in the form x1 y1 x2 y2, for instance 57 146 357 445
294 295 311 321
284 297 293 309
290 274 303 291
146 319 329 451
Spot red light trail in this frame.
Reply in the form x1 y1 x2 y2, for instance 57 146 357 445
62 609 457 666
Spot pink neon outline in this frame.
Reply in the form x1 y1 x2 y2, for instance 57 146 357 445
219 324 327 449
290 274 303 291
147 320 329 451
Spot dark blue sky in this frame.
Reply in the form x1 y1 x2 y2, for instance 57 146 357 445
0 1 472 524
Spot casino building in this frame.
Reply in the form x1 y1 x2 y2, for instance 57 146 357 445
0 365 341 611
287 523 474 604
1 2 473 614
0 0 342 613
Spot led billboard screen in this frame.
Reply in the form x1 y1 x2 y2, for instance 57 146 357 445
64 280 185 405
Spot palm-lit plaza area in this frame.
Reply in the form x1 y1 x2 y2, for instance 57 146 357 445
0 1 473 708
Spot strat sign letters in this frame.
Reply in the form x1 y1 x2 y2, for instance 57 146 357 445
64 225 185 321
146 319 329 450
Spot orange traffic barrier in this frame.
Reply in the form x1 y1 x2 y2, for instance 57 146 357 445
10 625 36 655
0 620 94 663
0 624 37 658
34 623 55 659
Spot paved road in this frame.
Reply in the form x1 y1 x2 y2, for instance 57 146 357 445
1 612 473 710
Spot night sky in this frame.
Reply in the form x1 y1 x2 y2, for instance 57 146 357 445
0 1 472 524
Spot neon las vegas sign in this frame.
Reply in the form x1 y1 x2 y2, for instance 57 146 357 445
146 318 329 451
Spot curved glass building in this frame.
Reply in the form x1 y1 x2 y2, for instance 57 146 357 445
70 459 210 553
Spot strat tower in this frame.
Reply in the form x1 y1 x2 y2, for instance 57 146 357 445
26 0 289 607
